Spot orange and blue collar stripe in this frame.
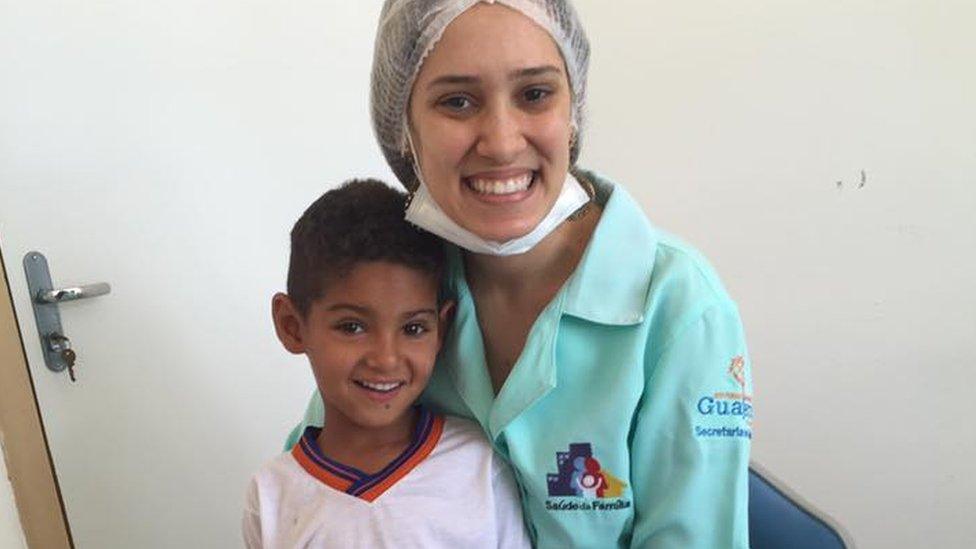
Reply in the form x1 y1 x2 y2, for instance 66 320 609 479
291 407 445 503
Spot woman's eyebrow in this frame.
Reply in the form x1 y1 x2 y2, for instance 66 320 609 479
425 65 563 90
427 74 479 89
510 65 563 80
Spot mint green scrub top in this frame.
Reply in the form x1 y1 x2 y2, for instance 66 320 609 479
289 171 754 548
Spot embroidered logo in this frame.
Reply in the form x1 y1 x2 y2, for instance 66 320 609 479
694 355 754 439
729 355 747 392
545 443 630 511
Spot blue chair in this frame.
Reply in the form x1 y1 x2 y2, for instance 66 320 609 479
749 464 851 549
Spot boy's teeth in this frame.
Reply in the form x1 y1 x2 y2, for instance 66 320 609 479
469 173 533 195
357 380 402 392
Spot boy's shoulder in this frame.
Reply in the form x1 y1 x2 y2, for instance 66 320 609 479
244 449 312 527
440 414 485 439
436 415 493 455
247 449 305 497
431 415 513 479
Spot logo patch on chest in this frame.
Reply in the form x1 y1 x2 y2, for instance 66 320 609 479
545 443 631 512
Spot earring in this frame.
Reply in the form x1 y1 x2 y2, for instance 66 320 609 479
567 171 595 222
404 189 416 212
403 164 419 212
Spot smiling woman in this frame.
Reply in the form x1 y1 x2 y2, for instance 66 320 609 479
293 1 754 547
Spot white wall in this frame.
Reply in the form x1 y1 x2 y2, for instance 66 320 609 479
0 449 27 549
575 0 975 547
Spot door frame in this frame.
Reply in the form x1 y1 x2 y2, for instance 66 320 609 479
0 247 73 548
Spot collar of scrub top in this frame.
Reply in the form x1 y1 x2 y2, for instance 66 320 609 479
557 169 657 326
436 170 659 438
443 169 656 326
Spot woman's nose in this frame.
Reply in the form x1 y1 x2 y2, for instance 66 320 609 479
475 103 527 163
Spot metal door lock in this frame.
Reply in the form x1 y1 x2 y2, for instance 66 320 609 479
23 252 110 379
46 332 78 381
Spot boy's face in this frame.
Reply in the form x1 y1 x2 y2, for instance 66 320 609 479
274 261 449 433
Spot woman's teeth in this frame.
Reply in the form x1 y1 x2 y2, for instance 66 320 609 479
468 172 534 195
355 380 403 393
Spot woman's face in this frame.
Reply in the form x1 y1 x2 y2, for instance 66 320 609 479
408 3 573 242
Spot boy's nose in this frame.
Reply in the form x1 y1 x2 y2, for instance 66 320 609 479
366 334 400 370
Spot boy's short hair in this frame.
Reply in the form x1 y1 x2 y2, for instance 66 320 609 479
287 179 444 317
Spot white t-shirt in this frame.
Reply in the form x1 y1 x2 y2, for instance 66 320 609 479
243 410 531 548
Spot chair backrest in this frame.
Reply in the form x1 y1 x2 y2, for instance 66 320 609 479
749 465 850 549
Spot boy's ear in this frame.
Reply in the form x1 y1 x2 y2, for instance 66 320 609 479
436 299 456 347
272 292 306 354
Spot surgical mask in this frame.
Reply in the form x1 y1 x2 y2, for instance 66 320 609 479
404 170 590 256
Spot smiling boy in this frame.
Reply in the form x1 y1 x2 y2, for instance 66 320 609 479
243 180 530 548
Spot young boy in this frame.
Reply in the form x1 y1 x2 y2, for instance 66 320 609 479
243 179 530 548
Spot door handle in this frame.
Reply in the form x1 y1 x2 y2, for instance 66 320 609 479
22 251 111 379
36 282 111 304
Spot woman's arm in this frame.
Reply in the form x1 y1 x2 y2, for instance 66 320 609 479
629 302 753 549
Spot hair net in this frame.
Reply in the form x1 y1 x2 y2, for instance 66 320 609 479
370 0 591 190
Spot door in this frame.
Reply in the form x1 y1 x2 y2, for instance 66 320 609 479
0 1 386 546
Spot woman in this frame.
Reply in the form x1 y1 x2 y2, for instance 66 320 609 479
293 1 753 546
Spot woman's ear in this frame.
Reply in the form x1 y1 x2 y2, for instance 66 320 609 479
436 299 456 348
272 292 306 354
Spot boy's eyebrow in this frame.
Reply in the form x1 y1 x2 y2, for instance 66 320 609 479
402 308 438 318
426 65 563 90
326 303 372 314
326 304 437 318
